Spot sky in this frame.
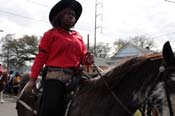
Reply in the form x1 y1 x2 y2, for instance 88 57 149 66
0 0 175 51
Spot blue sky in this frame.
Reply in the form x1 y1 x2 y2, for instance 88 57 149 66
0 0 175 50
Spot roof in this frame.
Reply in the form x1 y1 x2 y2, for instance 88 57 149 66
94 57 109 67
111 43 155 59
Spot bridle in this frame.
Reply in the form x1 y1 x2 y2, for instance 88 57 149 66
17 82 38 115
146 61 174 116
17 62 174 116
93 61 175 116
93 64 133 116
159 65 175 116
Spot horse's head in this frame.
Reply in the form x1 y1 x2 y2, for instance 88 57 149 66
132 41 175 104
151 41 175 100
151 41 175 96
98 41 175 115
161 41 175 82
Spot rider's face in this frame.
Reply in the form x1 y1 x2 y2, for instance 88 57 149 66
60 8 76 28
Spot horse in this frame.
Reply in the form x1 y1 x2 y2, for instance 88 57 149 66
16 41 175 116
141 75 175 116
16 73 41 116
0 71 8 104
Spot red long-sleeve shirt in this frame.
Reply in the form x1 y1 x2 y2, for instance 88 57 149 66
30 28 88 79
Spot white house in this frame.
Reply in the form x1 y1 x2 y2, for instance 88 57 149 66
111 43 155 59
107 43 156 67
84 43 156 77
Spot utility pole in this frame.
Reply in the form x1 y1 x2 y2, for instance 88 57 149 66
87 34 90 51
94 0 103 55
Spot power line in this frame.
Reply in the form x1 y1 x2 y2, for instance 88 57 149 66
0 9 47 23
26 0 50 7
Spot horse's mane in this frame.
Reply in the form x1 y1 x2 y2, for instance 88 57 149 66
81 53 163 92
105 53 162 81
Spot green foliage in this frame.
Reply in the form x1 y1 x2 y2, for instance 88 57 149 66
88 42 111 58
113 39 129 51
130 35 155 49
0 34 39 71
113 35 156 51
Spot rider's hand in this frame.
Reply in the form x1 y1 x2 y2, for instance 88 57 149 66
24 78 36 95
86 52 94 65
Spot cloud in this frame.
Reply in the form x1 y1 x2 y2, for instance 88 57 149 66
0 0 175 50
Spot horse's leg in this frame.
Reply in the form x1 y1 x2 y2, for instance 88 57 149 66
0 91 4 103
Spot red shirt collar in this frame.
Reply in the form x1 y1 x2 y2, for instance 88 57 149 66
55 27 77 35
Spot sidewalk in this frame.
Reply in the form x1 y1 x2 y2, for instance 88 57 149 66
0 94 18 116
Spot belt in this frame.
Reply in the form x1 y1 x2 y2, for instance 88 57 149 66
45 67 74 83
47 67 74 75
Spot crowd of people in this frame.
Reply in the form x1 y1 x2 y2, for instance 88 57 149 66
0 64 22 103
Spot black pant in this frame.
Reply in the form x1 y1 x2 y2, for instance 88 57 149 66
39 80 67 116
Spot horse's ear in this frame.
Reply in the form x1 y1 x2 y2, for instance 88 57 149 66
162 41 175 64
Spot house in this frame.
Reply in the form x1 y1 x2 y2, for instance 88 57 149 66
84 43 156 77
111 43 155 59
107 43 156 67
83 57 110 77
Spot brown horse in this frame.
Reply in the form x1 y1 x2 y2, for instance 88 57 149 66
67 41 175 116
16 41 175 116
16 73 41 116
0 71 8 103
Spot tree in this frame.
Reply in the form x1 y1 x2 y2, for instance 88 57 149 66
88 42 111 58
113 35 155 51
113 39 129 51
0 34 39 71
130 35 155 49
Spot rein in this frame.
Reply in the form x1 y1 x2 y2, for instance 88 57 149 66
17 82 38 115
162 66 175 116
165 81 174 116
148 64 174 116
93 64 133 116
93 61 174 116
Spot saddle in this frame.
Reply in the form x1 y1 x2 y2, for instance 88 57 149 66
17 68 92 116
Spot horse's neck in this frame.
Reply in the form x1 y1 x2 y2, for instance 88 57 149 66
102 59 162 110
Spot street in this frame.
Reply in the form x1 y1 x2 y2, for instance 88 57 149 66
0 95 18 116
0 94 174 116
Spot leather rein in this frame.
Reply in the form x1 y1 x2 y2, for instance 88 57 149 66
93 63 174 116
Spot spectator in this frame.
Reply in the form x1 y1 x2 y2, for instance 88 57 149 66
12 72 21 96
0 69 8 104
6 70 14 94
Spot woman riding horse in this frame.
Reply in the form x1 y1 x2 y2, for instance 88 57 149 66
66 41 175 116
17 41 175 116
24 0 94 116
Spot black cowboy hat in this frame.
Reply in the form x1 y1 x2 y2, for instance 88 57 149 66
49 0 82 25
